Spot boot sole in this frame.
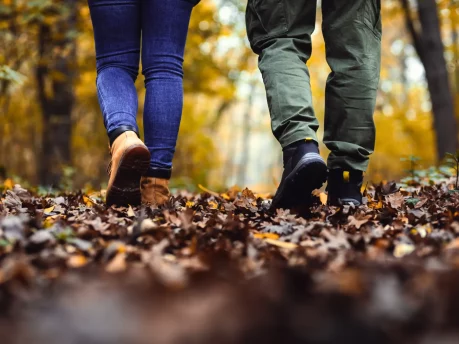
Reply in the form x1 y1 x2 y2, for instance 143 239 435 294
106 145 151 207
271 153 327 210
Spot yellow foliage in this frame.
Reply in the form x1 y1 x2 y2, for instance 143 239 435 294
0 0 458 190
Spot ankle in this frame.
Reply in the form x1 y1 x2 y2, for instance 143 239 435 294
283 140 319 167
329 169 363 183
144 167 172 180
108 125 139 147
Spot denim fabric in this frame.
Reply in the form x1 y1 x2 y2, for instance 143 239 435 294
88 0 198 174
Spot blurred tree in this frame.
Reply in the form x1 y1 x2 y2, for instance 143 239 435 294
36 0 76 186
401 0 458 160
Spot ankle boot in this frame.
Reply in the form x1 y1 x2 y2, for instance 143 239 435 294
106 130 150 206
271 140 327 210
140 177 171 207
327 169 364 206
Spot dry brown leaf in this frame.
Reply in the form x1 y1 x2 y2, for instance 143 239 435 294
386 192 404 209
348 215 371 229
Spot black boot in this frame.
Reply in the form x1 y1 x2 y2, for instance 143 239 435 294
327 169 363 206
271 140 327 210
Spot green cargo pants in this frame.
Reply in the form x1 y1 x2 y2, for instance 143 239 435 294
246 0 381 171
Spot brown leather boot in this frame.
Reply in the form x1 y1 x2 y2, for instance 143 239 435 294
140 177 171 207
106 131 150 206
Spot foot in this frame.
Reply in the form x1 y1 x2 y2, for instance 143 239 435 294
327 169 363 206
106 131 150 207
271 141 327 210
140 177 171 207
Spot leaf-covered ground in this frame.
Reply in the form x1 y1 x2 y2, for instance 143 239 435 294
1 174 459 344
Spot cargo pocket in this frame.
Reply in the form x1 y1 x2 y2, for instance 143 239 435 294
246 0 289 54
358 0 382 40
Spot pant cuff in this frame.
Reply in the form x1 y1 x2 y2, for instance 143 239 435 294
327 156 369 172
108 125 139 146
145 168 172 180
279 131 318 149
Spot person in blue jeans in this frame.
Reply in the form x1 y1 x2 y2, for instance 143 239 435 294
88 0 199 206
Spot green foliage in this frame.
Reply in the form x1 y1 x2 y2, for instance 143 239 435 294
59 166 76 192
400 155 421 186
446 151 459 190
53 226 75 241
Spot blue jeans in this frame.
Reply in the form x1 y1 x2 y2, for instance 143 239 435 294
88 0 199 178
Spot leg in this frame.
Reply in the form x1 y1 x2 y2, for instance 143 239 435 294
246 0 327 210
322 0 382 171
88 0 141 140
246 0 319 148
141 0 195 178
89 0 150 206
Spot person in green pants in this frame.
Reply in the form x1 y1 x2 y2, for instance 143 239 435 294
246 0 381 209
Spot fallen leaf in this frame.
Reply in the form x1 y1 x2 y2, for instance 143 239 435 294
198 184 220 197
394 244 415 258
382 181 399 195
348 215 371 229
242 188 256 200
2 216 25 242
264 238 298 250
127 206 136 218
386 192 404 209
83 195 94 207
44 205 55 214
253 232 280 240
4 191 22 209
3 178 14 190
208 201 219 210
29 230 55 245
106 253 127 273
320 192 328 205
67 238 93 251
141 219 157 232
67 255 88 268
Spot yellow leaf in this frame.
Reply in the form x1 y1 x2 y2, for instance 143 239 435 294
186 201 195 208
369 200 383 210
253 233 280 240
208 200 219 209
44 205 55 214
264 238 298 250
127 206 136 218
221 193 231 200
67 255 88 268
43 215 59 228
319 192 328 205
198 184 220 197
83 195 93 207
3 178 14 190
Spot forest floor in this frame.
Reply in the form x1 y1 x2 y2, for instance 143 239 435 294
1 172 459 344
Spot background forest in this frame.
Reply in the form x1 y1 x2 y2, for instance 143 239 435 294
1 0 458 193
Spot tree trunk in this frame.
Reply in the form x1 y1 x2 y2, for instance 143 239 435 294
401 0 458 160
36 1 76 186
